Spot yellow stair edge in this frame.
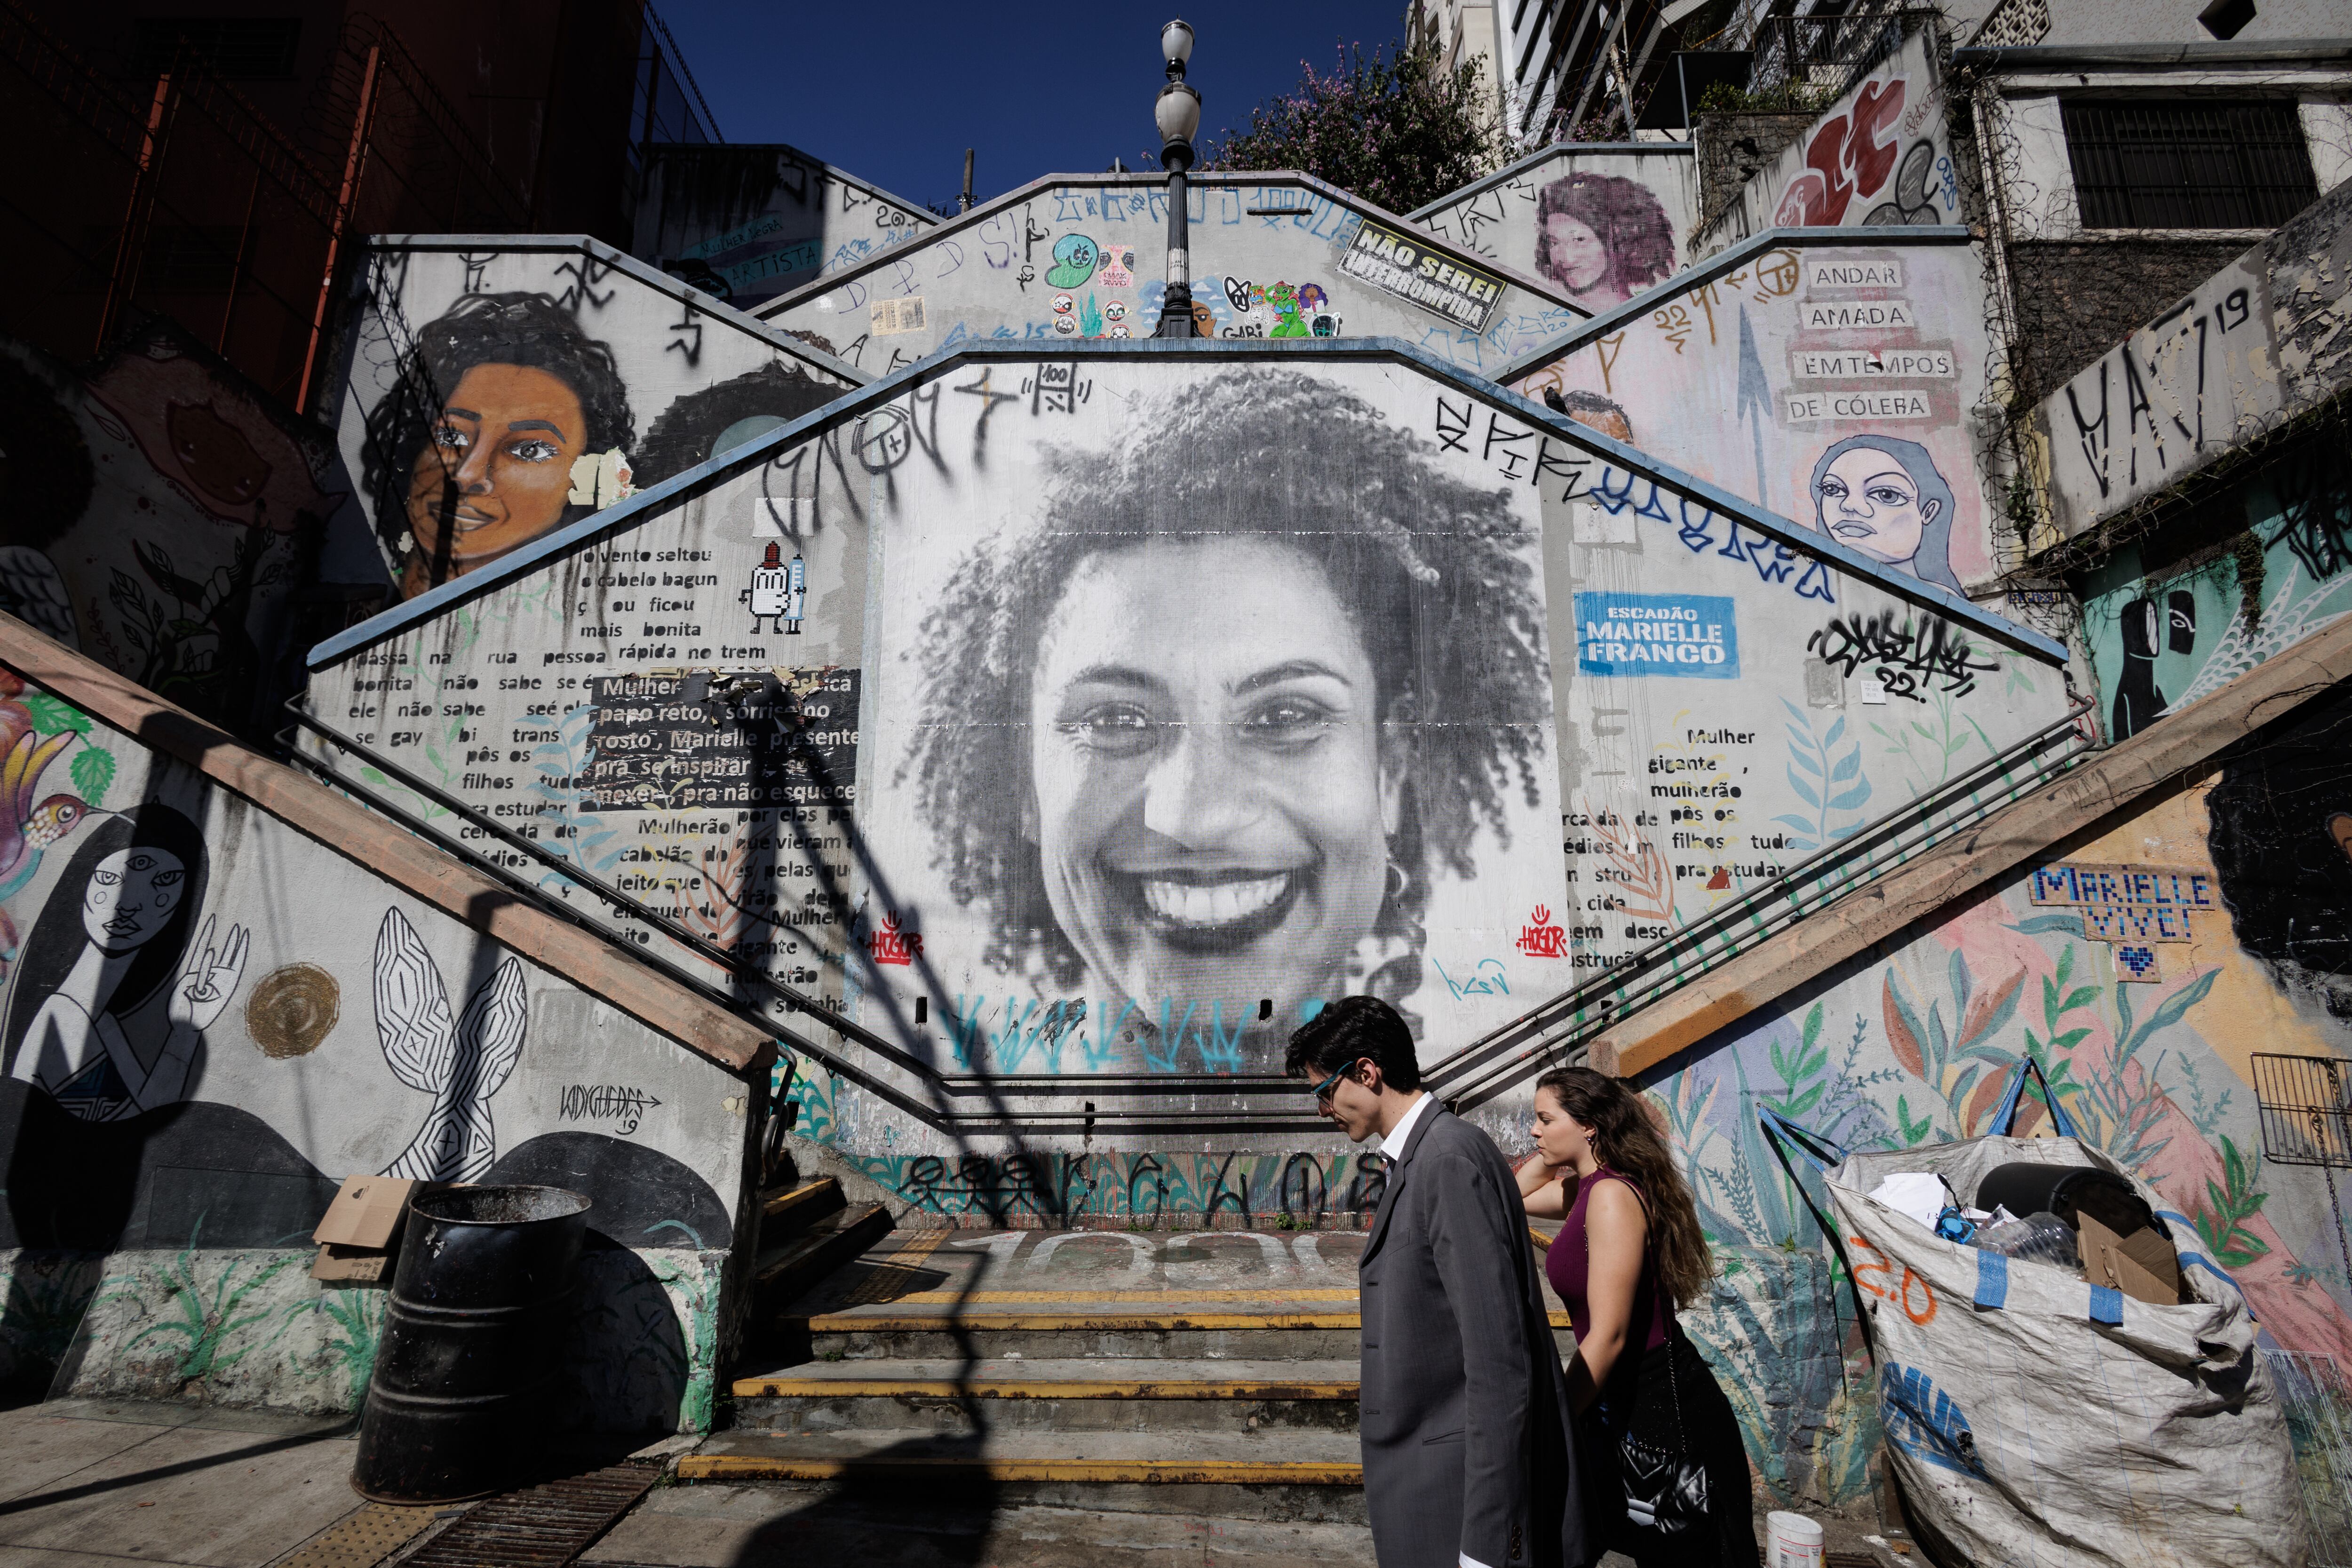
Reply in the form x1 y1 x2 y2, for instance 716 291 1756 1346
732 1376 1360 1399
676 1454 1364 1486
793 1310 1573 1332
761 1177 842 1224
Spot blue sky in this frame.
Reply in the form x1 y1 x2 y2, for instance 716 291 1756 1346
656 1 1408 211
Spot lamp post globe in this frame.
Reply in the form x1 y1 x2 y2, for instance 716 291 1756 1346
1152 20 1200 338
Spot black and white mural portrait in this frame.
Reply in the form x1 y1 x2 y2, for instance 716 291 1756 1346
867 366 1572 1070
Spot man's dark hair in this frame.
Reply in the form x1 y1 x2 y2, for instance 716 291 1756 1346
1283 995 1422 1091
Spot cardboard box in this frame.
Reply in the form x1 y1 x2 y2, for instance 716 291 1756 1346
310 1176 423 1284
2078 1212 2185 1306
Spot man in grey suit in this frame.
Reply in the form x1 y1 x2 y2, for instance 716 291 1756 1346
1288 996 1587 1568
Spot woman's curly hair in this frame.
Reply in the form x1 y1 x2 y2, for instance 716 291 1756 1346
362 290 635 564
897 367 1553 995
1535 173 1677 299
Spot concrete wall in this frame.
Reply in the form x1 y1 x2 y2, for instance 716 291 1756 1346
1507 234 2010 595
296 342 2067 1194
1694 25 1965 256
0 324 371 740
2031 176 2352 546
0 627 767 1432
1411 144 1703 312
330 237 862 601
749 175 1593 380
631 144 938 311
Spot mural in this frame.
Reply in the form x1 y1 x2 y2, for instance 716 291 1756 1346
1510 237 2002 593
2079 424 2351 740
1692 25 1962 256
333 239 859 597
0 324 358 736
0 669 749 1429
300 344 2065 1137
1414 146 1700 312
1613 677 2352 1502
632 143 937 311
751 174 1590 377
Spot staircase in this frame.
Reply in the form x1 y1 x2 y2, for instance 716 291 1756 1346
749 1175 894 1318
647 1226 1572 1562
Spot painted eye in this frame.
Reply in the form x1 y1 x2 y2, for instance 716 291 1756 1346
507 439 561 462
153 869 183 887
93 869 119 886
431 424 469 451
1057 703 1158 757
1866 486 1911 507
1817 478 1847 498
1241 697 1336 746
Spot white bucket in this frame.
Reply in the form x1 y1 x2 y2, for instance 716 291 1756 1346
1767 1511 1825 1568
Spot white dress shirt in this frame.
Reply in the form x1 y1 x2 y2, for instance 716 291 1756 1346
1374 1091 1490 1568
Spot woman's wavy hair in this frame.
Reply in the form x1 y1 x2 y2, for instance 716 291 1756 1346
1534 174 1677 298
1536 1065 1715 1308
898 367 1552 999
361 290 635 568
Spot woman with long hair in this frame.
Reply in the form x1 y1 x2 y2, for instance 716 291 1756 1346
1519 1066 1756 1567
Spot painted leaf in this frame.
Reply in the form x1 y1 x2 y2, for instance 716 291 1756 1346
1883 976 1926 1078
1829 782 1872 811
1787 769 1821 808
1788 743 1824 777
69 746 113 805
22 693 89 737
1829 748 1862 782
1961 1067 2008 1136
2142 968 2220 1040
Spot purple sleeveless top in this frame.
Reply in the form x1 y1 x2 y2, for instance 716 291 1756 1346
1543 1168 1670 1353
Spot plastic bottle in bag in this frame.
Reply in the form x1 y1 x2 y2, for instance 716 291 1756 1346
1972 1210 2082 1272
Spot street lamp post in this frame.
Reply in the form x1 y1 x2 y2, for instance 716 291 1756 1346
1152 19 1200 339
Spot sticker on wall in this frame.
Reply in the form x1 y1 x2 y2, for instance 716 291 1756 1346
870 296 928 335
1267 282 1309 338
566 448 636 508
1574 591 1740 678
1045 234 1100 288
1097 246 1135 288
744 542 806 636
1338 220 1505 333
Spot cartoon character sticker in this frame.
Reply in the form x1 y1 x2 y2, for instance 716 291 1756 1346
1045 235 1100 289
1267 281 1309 338
744 541 805 635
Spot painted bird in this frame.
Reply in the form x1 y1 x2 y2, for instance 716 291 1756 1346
0 674 93 909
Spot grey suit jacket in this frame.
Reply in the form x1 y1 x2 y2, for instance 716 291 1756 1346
1359 1103 1587 1568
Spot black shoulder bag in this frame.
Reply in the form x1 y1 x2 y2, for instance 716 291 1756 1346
1582 1178 1710 1538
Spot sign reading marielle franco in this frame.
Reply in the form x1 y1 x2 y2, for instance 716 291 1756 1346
585 668 859 812
1574 591 1740 679
1339 220 1507 334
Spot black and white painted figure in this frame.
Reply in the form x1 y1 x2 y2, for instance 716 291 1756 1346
373 907 526 1182
897 369 1553 1060
2110 597 2167 743
2 805 244 1122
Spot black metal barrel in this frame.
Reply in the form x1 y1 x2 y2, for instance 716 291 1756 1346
352 1184 591 1503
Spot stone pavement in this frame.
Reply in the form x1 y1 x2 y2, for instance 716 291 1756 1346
0 1395 371 1567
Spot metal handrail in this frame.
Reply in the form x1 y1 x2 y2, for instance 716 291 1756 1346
1424 699 2096 1104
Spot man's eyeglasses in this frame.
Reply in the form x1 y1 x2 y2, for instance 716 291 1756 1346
1311 1058 1367 1104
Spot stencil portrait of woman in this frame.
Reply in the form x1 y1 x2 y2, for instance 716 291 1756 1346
3 804 246 1122
893 369 1555 1067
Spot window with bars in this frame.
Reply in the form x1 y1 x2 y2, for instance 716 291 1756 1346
2062 99 2318 230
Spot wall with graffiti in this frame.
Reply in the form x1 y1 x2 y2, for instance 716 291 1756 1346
295 342 2066 1174
749 174 1590 378
0 662 753 1431
1693 25 1963 256
2034 176 2352 545
1510 235 2004 597
329 237 862 601
0 323 367 738
1625 676 2352 1502
631 143 938 311
1412 144 1701 315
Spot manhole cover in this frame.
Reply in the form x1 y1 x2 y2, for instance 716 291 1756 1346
275 1503 440 1568
401 1461 660 1567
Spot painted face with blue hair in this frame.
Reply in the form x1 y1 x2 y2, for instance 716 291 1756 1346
1808 434 1963 593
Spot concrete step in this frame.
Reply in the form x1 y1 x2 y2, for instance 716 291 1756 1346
754 1202 892 1316
758 1176 844 1241
675 1429 1367 1524
731 1356 1361 1434
582 1487 1376 1565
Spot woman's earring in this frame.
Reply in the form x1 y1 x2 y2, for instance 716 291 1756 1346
1384 859 1408 901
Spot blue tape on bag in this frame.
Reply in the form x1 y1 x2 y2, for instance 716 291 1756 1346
1973 1251 2009 1310
2089 1285 2125 1326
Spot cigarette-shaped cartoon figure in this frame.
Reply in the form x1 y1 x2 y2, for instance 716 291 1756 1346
743 541 806 635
